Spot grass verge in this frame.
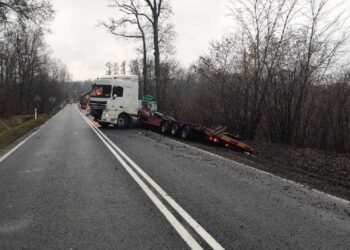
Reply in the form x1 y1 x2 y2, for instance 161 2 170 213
0 115 50 149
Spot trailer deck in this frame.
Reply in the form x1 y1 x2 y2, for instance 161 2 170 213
138 110 254 154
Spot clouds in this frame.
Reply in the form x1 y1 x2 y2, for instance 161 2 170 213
46 0 230 80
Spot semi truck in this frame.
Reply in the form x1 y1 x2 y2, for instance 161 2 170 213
89 75 140 128
87 75 254 154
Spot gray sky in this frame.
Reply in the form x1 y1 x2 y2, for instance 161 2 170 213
46 0 349 81
46 0 230 81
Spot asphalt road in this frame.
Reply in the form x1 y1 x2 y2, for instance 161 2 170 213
0 104 349 249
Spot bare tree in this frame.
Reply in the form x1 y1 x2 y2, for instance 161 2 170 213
129 59 140 75
106 62 113 75
113 62 119 75
142 0 173 108
120 60 126 74
0 0 53 24
102 0 149 94
226 0 300 139
163 0 349 153
129 58 143 96
103 0 174 107
0 23 70 117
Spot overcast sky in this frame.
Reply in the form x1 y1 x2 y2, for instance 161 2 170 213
46 0 230 81
46 0 349 81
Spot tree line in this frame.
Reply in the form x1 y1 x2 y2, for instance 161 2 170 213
103 0 350 152
0 0 71 118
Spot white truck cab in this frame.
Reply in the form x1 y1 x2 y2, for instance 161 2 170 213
89 75 140 128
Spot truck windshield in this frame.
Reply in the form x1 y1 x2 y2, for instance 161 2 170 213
91 85 111 98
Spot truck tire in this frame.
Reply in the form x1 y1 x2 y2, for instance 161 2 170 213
181 126 193 140
161 121 170 134
170 123 180 137
117 114 130 129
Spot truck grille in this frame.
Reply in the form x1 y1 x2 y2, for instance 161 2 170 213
90 100 107 120
90 100 107 110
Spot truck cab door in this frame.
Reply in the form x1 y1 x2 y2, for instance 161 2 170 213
112 86 124 109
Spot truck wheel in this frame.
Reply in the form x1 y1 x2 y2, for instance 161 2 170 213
117 114 130 129
161 121 170 134
170 123 180 137
181 126 193 140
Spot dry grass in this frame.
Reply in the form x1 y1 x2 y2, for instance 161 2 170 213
0 115 50 149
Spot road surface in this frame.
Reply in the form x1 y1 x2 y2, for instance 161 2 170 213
0 105 349 249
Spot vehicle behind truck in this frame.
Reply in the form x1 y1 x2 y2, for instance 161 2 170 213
89 75 140 128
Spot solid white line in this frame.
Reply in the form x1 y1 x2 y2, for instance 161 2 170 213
0 130 38 164
76 108 225 250
77 109 204 250
0 106 66 164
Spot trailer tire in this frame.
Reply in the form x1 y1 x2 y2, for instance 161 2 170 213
181 126 193 140
170 123 180 137
117 113 130 129
161 121 170 134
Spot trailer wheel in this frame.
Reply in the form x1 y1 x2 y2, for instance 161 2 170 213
117 114 130 129
161 121 170 134
181 126 193 140
170 123 180 137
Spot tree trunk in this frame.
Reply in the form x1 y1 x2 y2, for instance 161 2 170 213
153 16 161 109
142 33 148 96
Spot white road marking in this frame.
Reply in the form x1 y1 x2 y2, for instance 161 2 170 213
85 119 225 249
77 109 206 250
79 112 225 249
0 106 65 164
0 131 38 164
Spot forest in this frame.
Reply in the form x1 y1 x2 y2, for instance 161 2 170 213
103 0 350 152
0 0 71 117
